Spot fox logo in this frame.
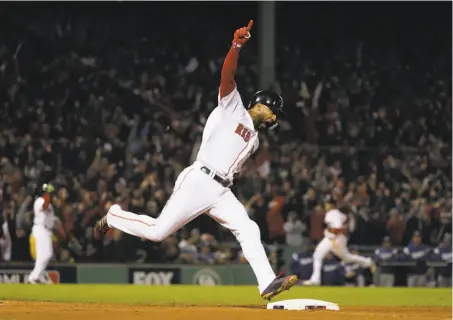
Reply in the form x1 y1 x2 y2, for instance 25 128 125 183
42 271 60 284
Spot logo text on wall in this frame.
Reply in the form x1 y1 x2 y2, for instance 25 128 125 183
133 271 175 285
128 267 180 285
0 270 60 284
192 268 222 286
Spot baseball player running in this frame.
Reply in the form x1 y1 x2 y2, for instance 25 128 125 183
303 204 375 286
95 20 297 300
28 183 57 284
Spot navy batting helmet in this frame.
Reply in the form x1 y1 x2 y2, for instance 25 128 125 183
248 90 284 113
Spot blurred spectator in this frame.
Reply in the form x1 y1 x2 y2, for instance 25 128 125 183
178 230 199 264
268 248 280 272
432 233 452 287
237 246 278 270
266 188 286 244
290 246 313 282
213 245 233 265
244 194 269 242
283 211 306 247
321 252 345 286
161 236 180 263
309 205 325 243
103 229 128 263
374 236 398 287
4 206 31 262
402 231 430 287
197 245 215 265
59 248 74 263
387 209 405 245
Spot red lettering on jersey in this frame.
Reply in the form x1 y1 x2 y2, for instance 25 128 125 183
235 123 252 142
235 123 244 135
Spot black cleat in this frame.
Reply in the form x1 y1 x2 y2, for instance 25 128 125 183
261 273 298 301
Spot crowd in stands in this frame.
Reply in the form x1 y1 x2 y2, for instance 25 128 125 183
0 4 451 267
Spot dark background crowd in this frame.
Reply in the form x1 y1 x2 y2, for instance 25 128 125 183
0 3 451 271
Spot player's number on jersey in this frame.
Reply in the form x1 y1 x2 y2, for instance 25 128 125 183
235 123 252 142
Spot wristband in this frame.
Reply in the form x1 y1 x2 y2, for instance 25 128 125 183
232 42 242 50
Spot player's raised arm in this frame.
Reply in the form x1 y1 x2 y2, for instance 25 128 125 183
219 20 253 99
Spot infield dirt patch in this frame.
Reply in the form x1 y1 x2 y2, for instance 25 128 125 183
0 301 450 320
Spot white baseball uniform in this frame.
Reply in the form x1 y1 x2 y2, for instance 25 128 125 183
28 196 56 283
307 209 372 284
107 87 276 293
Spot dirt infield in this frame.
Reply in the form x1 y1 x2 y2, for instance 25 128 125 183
0 301 451 320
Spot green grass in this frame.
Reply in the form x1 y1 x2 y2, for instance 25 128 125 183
0 285 451 307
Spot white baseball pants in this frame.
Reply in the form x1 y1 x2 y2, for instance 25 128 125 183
308 234 372 284
28 225 53 282
107 162 276 293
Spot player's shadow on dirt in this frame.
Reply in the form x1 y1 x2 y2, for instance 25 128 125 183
163 304 265 309
230 305 264 309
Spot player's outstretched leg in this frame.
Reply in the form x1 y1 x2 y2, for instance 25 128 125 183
99 204 181 242
208 192 298 301
342 251 376 273
234 220 298 301
330 235 376 273
95 167 213 242
94 205 157 238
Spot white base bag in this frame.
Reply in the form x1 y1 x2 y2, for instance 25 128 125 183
267 299 340 311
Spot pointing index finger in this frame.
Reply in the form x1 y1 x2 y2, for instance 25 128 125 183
246 20 254 31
